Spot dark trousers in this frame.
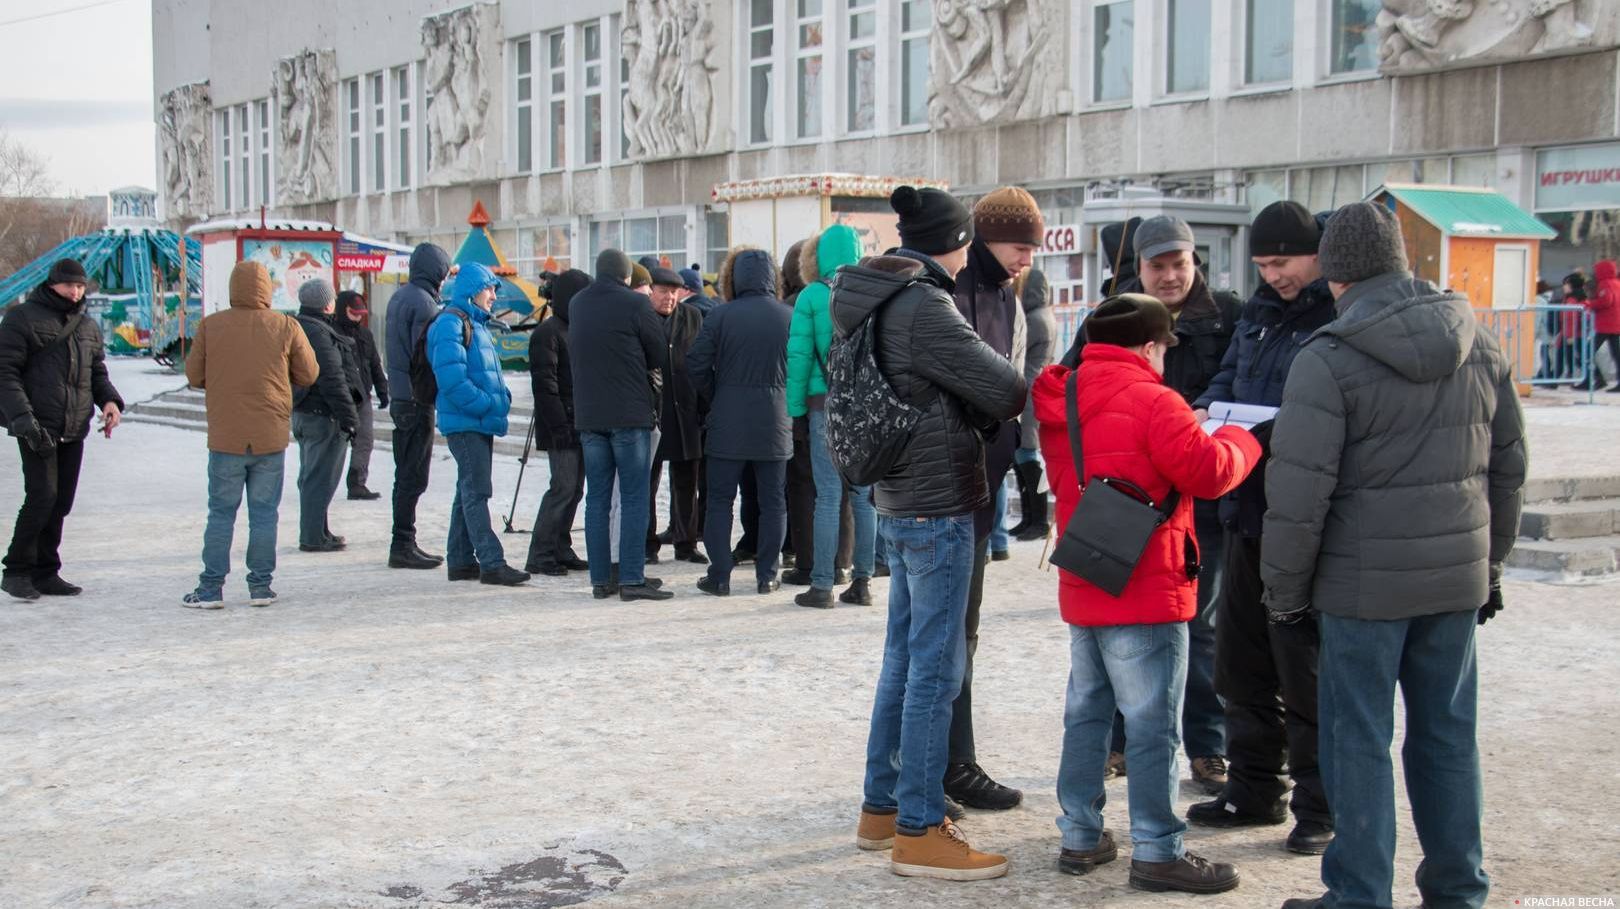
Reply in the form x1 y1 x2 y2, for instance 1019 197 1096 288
527 446 585 567
947 534 991 764
5 438 85 579
1590 333 1620 385
292 412 347 548
389 400 435 549
705 457 787 585
648 458 701 554
1215 532 1331 825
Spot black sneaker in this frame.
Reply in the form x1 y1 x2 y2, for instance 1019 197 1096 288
697 576 730 597
559 556 589 571
621 583 674 602
346 486 382 500
1129 851 1239 894
480 565 531 586
675 547 709 565
839 578 873 605
33 575 82 596
592 584 619 599
1186 796 1288 828
446 565 480 582
795 586 834 609
410 544 445 565
299 539 346 553
1058 829 1119 876
943 762 1023 810
2 575 41 600
1285 820 1334 855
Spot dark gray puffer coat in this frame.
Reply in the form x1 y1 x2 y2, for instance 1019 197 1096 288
1261 272 1527 621
829 254 1027 518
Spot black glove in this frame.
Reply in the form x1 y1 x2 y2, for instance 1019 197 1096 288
10 415 55 456
340 422 358 440
377 391 390 409
1248 419 1274 456
1478 562 1504 625
1267 593 1312 626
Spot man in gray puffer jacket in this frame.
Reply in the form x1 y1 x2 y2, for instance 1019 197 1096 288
1266 202 1526 909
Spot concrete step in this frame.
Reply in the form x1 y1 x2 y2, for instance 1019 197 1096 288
1507 535 1620 579
1523 475 1620 504
1518 499 1620 541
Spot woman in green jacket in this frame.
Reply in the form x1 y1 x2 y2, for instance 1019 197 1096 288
786 224 876 608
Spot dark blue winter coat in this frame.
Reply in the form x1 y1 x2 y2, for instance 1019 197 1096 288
686 249 793 462
385 244 452 403
1194 278 1337 536
429 290 511 437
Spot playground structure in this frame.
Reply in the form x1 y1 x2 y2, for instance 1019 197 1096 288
450 200 546 368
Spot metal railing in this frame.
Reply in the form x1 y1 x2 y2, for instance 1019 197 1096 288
1054 304 1092 356
1474 305 1607 405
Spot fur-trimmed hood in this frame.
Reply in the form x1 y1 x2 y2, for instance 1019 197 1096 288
718 247 782 301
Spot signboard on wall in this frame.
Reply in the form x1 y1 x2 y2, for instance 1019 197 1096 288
1042 224 1081 255
241 239 336 312
1536 143 1620 212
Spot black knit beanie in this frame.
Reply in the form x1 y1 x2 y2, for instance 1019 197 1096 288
596 249 633 284
1250 201 1321 257
891 185 974 256
48 258 88 285
1319 202 1409 284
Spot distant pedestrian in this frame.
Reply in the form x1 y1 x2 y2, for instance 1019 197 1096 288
1577 259 1620 391
0 257 124 600
334 290 388 500
524 268 592 576
688 247 794 597
384 243 452 570
291 278 360 553
179 261 318 608
431 262 528 586
645 266 708 566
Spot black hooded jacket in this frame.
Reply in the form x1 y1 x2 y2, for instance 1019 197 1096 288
385 244 452 403
829 253 1027 518
528 269 589 449
687 249 793 461
293 311 360 431
568 273 668 433
335 293 387 400
0 283 124 443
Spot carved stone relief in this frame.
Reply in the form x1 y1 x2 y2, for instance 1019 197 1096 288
622 0 718 160
930 0 1064 129
422 3 498 184
158 82 213 220
273 49 338 205
1378 0 1616 72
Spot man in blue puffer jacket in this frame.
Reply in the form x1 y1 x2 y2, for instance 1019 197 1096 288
429 262 528 586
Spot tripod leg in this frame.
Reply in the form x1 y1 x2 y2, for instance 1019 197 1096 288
504 415 537 533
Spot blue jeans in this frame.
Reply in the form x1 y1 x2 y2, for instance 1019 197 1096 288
1318 610 1487 909
445 432 506 571
1013 446 1039 466
199 449 285 593
807 410 874 589
1057 621 1189 863
862 513 975 831
990 482 1009 552
292 411 347 547
581 428 652 586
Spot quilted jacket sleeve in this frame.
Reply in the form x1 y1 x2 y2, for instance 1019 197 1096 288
686 311 718 404
287 320 319 388
429 314 495 418
529 325 569 442
1487 357 1528 565
910 295 1027 422
1145 390 1261 501
185 317 208 389
1260 347 1346 613
785 285 818 417
0 307 34 423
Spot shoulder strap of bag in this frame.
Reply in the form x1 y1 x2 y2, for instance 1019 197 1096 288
42 313 85 358
1065 369 1084 483
811 277 834 377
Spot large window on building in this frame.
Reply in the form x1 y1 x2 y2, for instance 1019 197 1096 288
1092 1 1133 103
519 223 574 273
217 110 232 210
1166 0 1209 94
1330 0 1381 74
845 0 877 132
256 99 272 206
590 212 689 265
369 72 386 192
581 22 603 165
1244 0 1293 84
899 0 930 127
747 0 775 144
236 104 250 210
547 30 567 170
514 37 534 173
705 209 730 273
394 65 414 189
795 0 824 139
344 78 361 194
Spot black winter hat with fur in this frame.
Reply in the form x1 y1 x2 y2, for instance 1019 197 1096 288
1084 293 1180 349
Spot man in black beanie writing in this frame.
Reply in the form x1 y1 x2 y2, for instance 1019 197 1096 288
841 186 1026 880
0 258 123 600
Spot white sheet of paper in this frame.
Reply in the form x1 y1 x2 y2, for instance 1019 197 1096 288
1202 401 1278 434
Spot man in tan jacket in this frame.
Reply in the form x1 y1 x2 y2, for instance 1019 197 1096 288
181 261 318 608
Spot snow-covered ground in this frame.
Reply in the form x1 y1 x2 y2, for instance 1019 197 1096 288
0 362 1616 908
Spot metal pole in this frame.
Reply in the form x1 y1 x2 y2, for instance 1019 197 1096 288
502 413 537 534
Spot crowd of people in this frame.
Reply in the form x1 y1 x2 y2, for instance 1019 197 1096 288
1538 265 1620 390
0 180 1529 908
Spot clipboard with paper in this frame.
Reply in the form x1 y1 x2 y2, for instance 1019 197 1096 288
1201 401 1277 434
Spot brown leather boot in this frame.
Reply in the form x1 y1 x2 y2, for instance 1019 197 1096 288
856 807 896 851
890 819 1008 881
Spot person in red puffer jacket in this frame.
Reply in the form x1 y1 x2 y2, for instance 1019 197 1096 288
1032 294 1260 895
1579 260 1620 392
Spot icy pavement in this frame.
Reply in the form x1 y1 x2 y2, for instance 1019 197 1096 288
0 369 1616 908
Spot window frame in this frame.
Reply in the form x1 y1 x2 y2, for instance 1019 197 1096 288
1162 0 1211 98
1086 0 1136 108
217 109 232 211
793 0 826 140
393 64 414 190
1237 0 1294 88
512 36 535 174
896 0 931 130
742 0 777 147
579 20 604 167
236 103 251 210
1324 0 1383 79
256 99 273 207
369 71 387 193
841 0 879 135
546 29 569 172
344 77 362 195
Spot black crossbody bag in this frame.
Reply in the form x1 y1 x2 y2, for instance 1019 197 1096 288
1048 371 1181 597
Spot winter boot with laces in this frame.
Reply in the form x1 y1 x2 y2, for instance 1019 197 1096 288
890 819 1008 881
1129 850 1240 894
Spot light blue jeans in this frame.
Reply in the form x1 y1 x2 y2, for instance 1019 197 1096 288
199 449 285 593
1056 621 1190 862
862 513 976 831
445 432 506 571
807 409 874 589
990 482 1009 553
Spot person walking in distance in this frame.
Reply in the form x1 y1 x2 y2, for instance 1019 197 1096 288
0 258 124 600
384 243 452 570
180 261 318 608
846 186 1026 880
290 279 360 553
431 263 529 587
1271 202 1526 909
524 268 592 576
334 290 388 500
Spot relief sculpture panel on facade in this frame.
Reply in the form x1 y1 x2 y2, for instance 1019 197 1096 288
422 3 499 184
158 82 213 219
274 49 338 205
1378 0 1615 71
622 0 718 160
930 0 1064 129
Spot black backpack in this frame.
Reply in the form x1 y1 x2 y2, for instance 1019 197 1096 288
409 308 473 405
824 286 924 486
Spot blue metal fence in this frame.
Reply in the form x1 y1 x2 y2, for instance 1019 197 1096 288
1054 305 1091 355
1474 305 1604 404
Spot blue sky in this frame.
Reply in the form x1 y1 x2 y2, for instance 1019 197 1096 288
0 0 155 197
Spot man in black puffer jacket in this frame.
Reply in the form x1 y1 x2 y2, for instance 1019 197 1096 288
291 279 360 554
384 243 452 570
0 258 124 600
524 268 591 576
1186 201 1339 855
840 186 1026 881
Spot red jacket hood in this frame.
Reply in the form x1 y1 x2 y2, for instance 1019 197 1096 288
1597 260 1617 283
1590 261 1620 333
1033 346 1261 627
